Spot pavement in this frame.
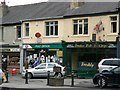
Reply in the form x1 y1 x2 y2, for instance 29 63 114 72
0 73 94 89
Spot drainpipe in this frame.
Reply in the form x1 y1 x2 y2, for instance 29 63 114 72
118 2 120 34
117 1 120 58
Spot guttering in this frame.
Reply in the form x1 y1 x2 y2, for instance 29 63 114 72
21 16 64 22
64 11 118 18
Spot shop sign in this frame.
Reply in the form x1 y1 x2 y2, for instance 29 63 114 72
0 49 10 52
10 48 20 52
75 43 108 48
23 44 62 49
67 43 116 48
79 61 96 69
80 62 94 68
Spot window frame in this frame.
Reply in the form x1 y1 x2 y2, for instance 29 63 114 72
25 23 29 37
47 64 56 68
45 21 58 36
110 16 117 33
16 25 21 39
73 19 88 35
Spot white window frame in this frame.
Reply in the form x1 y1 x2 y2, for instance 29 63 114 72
25 23 29 37
45 21 58 36
110 16 117 33
73 19 88 35
16 25 21 39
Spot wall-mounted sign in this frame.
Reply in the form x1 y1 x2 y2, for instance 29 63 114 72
67 42 116 48
23 44 63 49
79 61 97 69
94 20 104 33
35 32 41 38
36 38 42 44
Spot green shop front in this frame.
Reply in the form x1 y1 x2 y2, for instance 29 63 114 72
22 43 65 67
22 42 117 78
64 41 117 78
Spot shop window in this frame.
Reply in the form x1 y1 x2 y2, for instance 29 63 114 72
110 16 117 33
45 21 58 36
25 23 29 36
16 26 21 38
73 19 88 35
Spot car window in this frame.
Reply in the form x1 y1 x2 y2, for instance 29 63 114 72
36 64 46 69
113 67 120 73
47 64 56 68
111 60 120 66
102 60 120 66
102 60 112 65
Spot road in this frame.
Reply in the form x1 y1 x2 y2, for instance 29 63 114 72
0 74 120 90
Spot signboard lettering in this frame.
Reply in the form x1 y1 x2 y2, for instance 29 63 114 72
67 43 116 48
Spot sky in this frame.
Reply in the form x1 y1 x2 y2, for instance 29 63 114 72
0 0 48 6
0 0 120 6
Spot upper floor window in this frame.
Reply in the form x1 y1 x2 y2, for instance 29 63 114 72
45 21 58 36
25 23 29 36
16 26 21 38
73 19 88 35
110 16 117 33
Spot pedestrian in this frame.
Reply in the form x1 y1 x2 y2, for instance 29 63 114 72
25 58 29 69
2 71 7 83
33 57 40 67
29 58 35 68
40 55 45 63
2 57 8 72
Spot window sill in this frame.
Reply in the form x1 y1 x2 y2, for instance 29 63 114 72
23 37 30 39
43 36 59 38
107 33 117 36
72 34 89 37
15 38 21 41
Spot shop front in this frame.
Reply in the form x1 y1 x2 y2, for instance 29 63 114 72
65 41 117 78
21 42 117 78
22 43 65 70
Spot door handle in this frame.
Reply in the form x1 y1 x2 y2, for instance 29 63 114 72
109 67 112 69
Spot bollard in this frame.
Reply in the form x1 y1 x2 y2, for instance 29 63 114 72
25 70 28 84
71 71 74 87
47 71 50 85
6 70 8 83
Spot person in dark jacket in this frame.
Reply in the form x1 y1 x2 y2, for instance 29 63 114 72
2 57 7 72
29 59 35 68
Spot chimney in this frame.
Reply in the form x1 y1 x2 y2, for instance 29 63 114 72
70 0 84 9
0 0 9 17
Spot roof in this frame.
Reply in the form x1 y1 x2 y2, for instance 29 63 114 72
1 2 119 25
64 2 118 16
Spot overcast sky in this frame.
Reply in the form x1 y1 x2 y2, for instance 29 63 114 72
0 0 120 6
0 0 48 6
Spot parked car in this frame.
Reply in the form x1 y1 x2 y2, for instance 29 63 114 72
22 63 65 79
98 58 120 73
93 66 120 88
